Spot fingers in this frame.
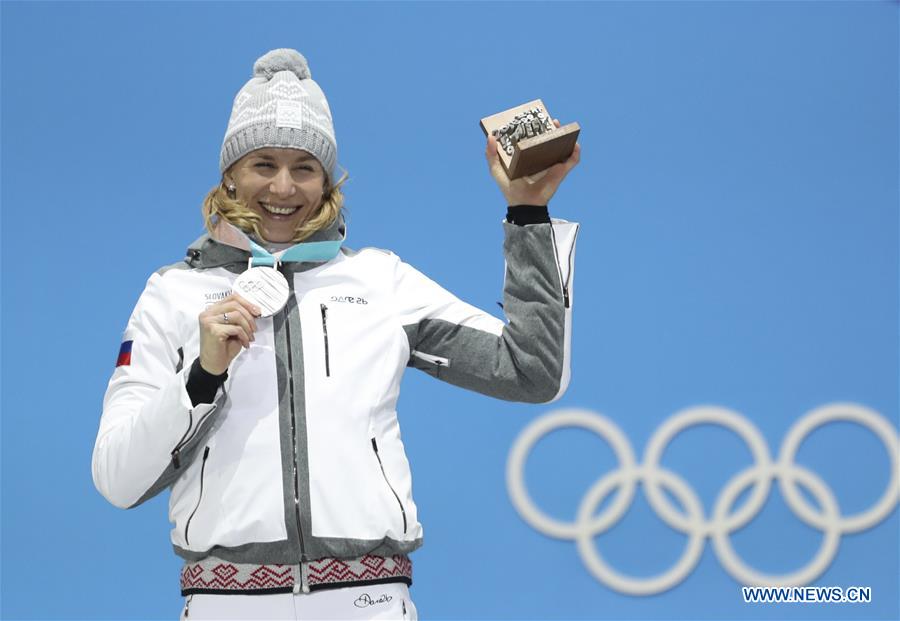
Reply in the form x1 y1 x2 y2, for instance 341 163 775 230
485 134 501 169
201 297 260 347
564 142 581 171
214 323 254 349
485 133 497 158
209 302 257 335
210 295 260 327
201 314 253 349
223 307 256 343
197 294 264 375
226 293 261 318
549 117 579 171
546 143 580 186
485 134 509 185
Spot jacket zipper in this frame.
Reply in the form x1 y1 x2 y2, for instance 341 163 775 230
172 404 218 469
283 283 309 593
184 446 210 546
411 350 449 379
564 225 579 305
320 303 330 377
371 437 407 534
171 410 193 469
549 224 571 308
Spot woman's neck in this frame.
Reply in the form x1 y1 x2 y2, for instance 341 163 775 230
252 236 296 253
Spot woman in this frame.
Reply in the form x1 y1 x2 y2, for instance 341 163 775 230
92 48 580 620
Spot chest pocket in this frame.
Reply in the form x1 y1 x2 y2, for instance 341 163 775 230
299 292 397 385
299 291 402 443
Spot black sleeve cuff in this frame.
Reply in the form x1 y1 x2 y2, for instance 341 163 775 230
507 204 550 225
186 358 228 407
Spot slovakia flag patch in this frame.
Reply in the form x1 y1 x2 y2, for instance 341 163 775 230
116 340 133 367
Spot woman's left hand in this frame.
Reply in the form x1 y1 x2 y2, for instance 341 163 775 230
485 118 581 206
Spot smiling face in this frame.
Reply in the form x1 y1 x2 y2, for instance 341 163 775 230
226 147 327 243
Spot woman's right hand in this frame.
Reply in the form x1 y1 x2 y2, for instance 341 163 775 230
198 294 261 375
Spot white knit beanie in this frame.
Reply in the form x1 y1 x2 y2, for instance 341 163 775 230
219 49 337 182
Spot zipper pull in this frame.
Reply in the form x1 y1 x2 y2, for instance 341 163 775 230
172 407 198 470
371 437 378 453
564 288 570 308
300 561 310 593
202 446 210 460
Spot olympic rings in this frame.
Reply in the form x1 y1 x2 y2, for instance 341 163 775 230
506 403 900 595
778 403 900 533
507 410 638 539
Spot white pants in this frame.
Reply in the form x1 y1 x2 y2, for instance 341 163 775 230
179 582 418 620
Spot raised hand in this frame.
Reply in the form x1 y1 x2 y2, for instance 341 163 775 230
485 118 581 206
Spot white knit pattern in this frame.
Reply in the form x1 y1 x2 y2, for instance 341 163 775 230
220 58 337 176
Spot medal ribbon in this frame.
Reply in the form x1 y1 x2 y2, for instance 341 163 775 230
210 217 346 267
247 238 343 267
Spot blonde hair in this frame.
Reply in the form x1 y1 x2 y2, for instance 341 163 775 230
202 169 349 244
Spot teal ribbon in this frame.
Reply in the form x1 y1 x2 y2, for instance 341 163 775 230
248 238 343 267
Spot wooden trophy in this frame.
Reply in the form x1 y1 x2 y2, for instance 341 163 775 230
479 99 579 180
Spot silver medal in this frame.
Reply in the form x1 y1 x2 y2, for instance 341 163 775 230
232 266 290 317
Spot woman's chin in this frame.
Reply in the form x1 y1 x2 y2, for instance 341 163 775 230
259 217 302 243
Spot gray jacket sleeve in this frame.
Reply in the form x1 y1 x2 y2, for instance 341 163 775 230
396 218 579 403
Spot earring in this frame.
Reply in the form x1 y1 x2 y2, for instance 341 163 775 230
227 183 236 192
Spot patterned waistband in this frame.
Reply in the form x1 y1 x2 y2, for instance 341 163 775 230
181 553 412 596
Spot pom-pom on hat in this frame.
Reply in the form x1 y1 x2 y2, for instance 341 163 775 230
220 48 337 181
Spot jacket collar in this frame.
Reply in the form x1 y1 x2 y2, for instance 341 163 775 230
185 212 347 272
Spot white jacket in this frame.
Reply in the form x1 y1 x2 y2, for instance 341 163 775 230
93 212 579 576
